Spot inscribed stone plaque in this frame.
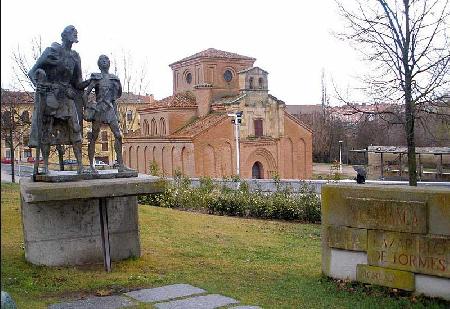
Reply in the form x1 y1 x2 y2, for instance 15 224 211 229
346 198 427 233
367 230 450 278
356 264 415 291
325 226 367 251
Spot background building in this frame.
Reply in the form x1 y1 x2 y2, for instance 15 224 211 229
1 89 153 166
123 48 312 179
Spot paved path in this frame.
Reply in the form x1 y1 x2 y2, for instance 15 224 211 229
49 284 261 309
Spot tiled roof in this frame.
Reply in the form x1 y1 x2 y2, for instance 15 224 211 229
268 94 285 105
1 89 34 104
139 92 197 112
285 111 313 133
367 146 450 154
117 92 154 104
170 48 255 66
237 66 268 74
286 105 323 115
173 112 228 137
212 94 246 105
0 89 153 105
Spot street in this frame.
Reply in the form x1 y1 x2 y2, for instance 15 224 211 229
1 163 34 182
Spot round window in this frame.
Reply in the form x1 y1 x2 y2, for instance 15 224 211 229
186 72 192 84
223 70 233 82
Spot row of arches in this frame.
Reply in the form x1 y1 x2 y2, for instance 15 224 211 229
143 118 167 136
124 144 192 176
124 137 308 179
248 77 264 90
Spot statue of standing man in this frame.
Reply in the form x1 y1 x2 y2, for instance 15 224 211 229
28 25 90 175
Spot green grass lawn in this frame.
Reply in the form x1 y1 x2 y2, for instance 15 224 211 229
1 182 448 308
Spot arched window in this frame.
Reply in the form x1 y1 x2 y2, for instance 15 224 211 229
143 120 149 135
258 77 264 89
126 110 133 122
252 161 264 179
1 111 11 128
186 72 192 84
159 118 166 136
151 118 157 136
21 111 30 123
223 69 233 82
101 131 108 142
249 77 254 89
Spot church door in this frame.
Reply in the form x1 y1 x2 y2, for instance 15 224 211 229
252 161 263 179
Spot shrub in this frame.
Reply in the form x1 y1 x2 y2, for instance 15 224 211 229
139 176 321 223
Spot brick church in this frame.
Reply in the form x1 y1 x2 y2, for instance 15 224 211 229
123 48 312 179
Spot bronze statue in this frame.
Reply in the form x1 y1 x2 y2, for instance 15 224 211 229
84 55 130 173
28 25 90 175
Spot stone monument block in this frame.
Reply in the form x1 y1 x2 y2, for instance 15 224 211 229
367 230 450 278
356 265 415 291
321 184 450 300
324 226 367 251
347 198 427 233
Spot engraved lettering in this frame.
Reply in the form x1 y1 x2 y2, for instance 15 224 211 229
398 254 409 265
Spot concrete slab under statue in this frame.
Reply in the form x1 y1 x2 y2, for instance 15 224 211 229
33 169 138 182
20 175 163 271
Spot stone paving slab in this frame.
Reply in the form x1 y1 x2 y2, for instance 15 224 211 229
154 294 239 309
48 295 135 309
125 284 206 302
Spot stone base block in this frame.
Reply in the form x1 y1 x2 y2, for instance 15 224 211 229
328 249 367 281
20 176 160 267
356 265 415 291
415 274 450 301
21 195 140 266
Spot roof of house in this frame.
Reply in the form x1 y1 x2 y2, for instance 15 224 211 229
367 146 450 154
172 112 228 137
0 89 153 105
138 92 197 112
284 111 313 133
238 66 268 74
117 92 154 104
285 105 322 115
1 89 34 104
212 93 246 106
170 48 256 66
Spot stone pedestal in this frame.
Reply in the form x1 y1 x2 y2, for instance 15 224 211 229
321 184 450 300
20 175 162 267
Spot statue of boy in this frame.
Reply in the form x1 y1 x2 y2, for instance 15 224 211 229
84 55 130 173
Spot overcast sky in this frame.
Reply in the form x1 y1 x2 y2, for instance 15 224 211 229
1 0 366 105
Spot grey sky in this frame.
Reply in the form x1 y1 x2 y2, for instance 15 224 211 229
1 0 364 105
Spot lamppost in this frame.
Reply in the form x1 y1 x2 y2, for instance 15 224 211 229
228 111 243 176
339 140 343 173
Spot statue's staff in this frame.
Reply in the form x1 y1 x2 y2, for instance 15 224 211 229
32 69 47 179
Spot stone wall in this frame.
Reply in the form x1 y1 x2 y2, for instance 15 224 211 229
185 178 449 195
321 184 450 300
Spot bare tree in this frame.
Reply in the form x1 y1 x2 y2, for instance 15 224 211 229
335 0 450 185
111 50 150 95
1 90 32 182
10 36 42 93
117 103 138 134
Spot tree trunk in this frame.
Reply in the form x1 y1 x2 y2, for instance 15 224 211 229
403 0 417 187
9 124 15 183
405 99 417 186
